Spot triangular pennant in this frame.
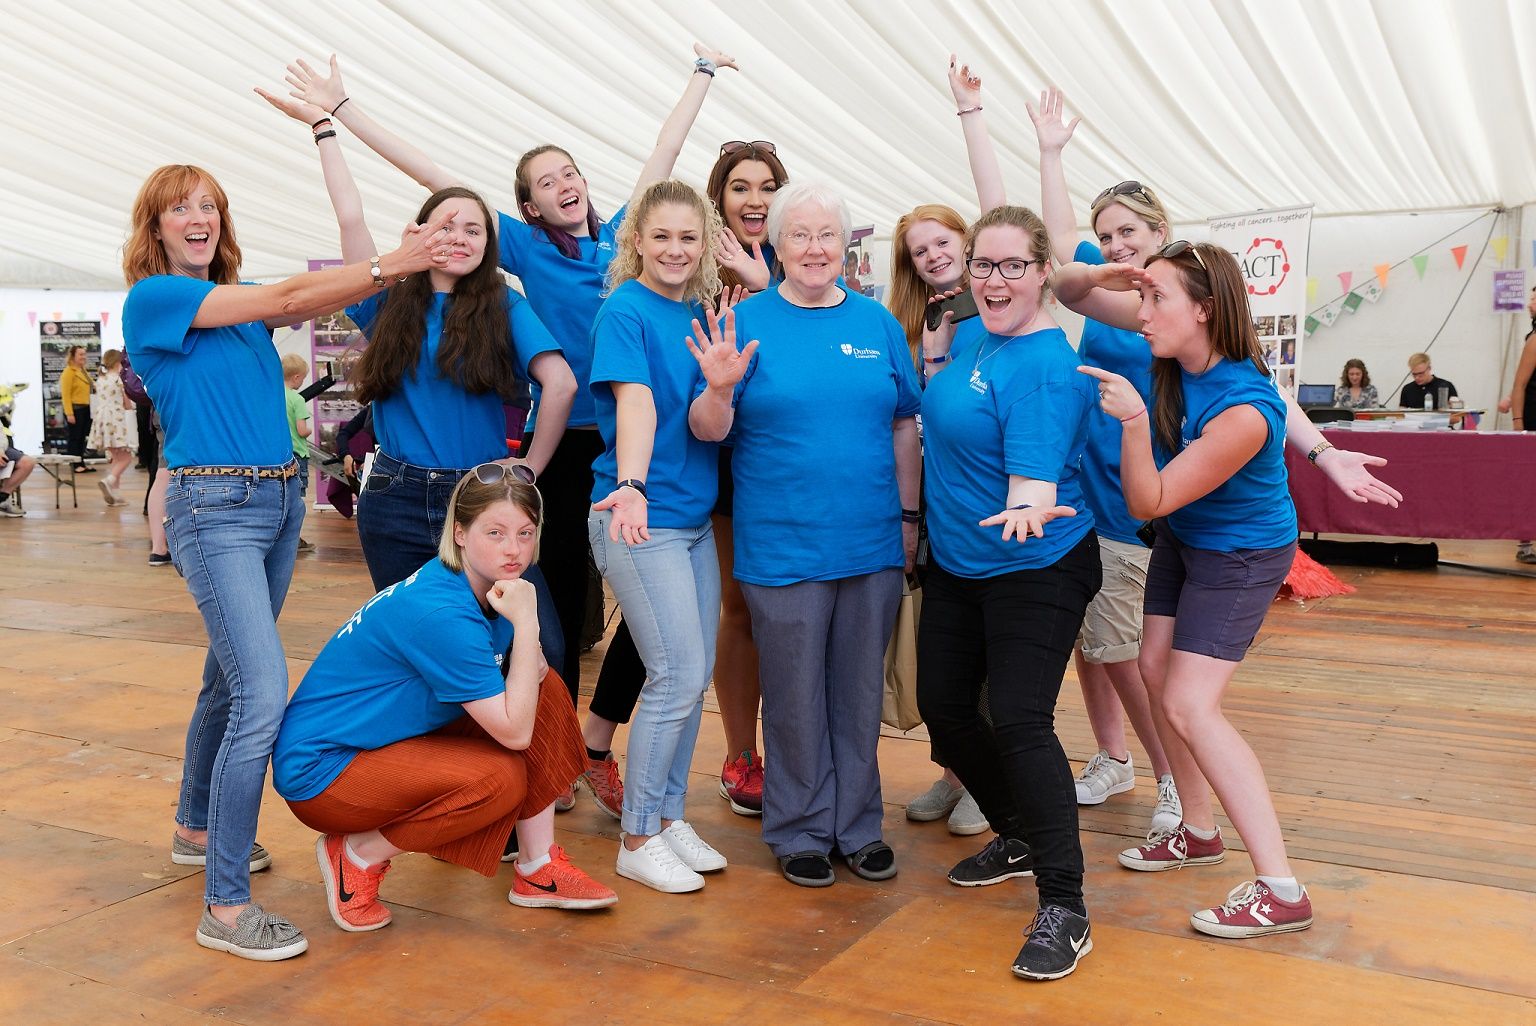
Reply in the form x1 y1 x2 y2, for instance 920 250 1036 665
1451 245 1468 270
1306 277 1318 302
27 311 36 327
1412 254 1429 279
1374 264 1390 290
1337 271 1353 294
51 310 62 321
101 311 110 326
1492 237 1508 263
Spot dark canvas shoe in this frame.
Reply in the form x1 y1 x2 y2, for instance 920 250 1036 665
946 835 1034 887
1191 880 1313 938
1011 905 1092 980
1118 823 1225 872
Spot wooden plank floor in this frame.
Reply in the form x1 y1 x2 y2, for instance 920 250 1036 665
2 467 1534 1024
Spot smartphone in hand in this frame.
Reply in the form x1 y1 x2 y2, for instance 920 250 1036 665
924 290 980 332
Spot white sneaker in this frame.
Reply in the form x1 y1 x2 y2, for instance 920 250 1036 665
1074 750 1135 805
660 820 727 873
1150 774 1182 836
616 833 704 893
947 789 990 836
0 491 23 517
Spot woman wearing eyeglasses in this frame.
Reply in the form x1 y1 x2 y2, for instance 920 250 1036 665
281 44 737 815
274 469 616 938
1060 240 1315 939
702 138 790 817
691 181 921 890
916 205 1101 981
587 180 732 893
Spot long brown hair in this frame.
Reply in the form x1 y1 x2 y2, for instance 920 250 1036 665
514 145 603 261
122 165 241 285
606 180 724 307
889 204 970 363
1339 358 1371 388
351 188 516 407
1144 242 1268 453
706 143 789 291
438 470 543 570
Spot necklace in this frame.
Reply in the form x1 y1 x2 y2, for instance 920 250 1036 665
969 335 1015 386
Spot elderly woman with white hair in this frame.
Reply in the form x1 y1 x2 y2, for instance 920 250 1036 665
690 181 922 887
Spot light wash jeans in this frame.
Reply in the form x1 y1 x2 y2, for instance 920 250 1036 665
164 466 303 906
588 510 719 836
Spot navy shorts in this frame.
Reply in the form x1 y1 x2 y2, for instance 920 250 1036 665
1142 522 1295 662
4 445 22 464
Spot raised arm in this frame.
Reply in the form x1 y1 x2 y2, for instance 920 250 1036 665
1028 87 1082 265
686 297 755 441
256 81 377 262
631 42 739 203
1051 261 1146 330
287 55 462 195
949 56 1005 213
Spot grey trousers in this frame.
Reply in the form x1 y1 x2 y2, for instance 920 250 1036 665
741 568 903 858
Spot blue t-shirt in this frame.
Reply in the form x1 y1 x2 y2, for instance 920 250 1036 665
346 286 561 468
588 279 718 529
497 205 627 428
1074 240 1154 546
122 275 291 469
922 327 1097 577
1158 357 1297 550
726 288 922 585
273 558 514 802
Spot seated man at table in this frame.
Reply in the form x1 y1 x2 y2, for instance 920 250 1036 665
1 434 36 518
1399 353 1458 410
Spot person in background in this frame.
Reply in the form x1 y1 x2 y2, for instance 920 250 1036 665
1505 287 1536 562
86 349 137 506
281 353 316 553
0 413 36 518
1398 352 1457 409
1334 359 1379 410
60 345 94 471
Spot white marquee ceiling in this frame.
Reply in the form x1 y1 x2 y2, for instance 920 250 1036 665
4 0 1533 288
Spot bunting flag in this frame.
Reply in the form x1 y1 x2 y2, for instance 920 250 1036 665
1337 271 1353 294
1374 264 1391 290
1451 245 1468 270
1319 300 1342 326
1492 237 1508 263
1304 314 1320 336
27 311 36 327
1357 279 1383 303
75 311 85 320
1342 292 1364 314
1306 277 1318 302
1412 253 1430 279
51 310 62 320
100 311 111 325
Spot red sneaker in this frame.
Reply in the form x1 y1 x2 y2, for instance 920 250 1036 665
508 845 619 909
579 753 623 820
718 751 763 816
1192 880 1313 938
315 834 392 932
1118 823 1225 872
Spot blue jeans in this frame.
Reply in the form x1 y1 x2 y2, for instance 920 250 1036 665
588 511 719 836
357 450 564 674
164 466 303 907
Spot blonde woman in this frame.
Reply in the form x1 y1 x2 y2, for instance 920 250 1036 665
87 350 138 504
587 180 733 893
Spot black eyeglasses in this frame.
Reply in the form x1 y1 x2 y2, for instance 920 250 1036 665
1157 240 1208 273
1093 180 1152 205
719 139 777 157
966 257 1042 280
471 462 537 486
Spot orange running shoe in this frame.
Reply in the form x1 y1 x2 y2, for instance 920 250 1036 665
719 751 764 816
508 845 619 909
316 834 392 932
579 753 624 820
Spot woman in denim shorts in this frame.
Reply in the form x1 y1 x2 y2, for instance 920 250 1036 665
122 163 452 961
1069 241 1315 940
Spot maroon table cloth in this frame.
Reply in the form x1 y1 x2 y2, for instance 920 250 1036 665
1285 429 1536 540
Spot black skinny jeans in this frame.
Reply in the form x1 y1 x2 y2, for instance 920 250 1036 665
531 427 645 721
916 532 1101 913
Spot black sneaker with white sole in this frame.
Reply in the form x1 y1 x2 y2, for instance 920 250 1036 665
946 835 1034 887
1011 904 1092 981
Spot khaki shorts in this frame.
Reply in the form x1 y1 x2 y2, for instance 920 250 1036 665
1077 535 1149 664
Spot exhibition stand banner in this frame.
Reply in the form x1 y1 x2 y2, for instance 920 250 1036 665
38 320 100 452
1208 204 1312 395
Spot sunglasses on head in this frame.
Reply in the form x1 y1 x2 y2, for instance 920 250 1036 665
719 139 777 157
1157 240 1208 273
1094 180 1152 206
471 461 537 486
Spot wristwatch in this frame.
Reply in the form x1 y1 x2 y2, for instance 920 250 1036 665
618 478 648 499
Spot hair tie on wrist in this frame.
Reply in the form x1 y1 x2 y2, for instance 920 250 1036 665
309 116 332 130
1120 407 1147 424
330 97 351 116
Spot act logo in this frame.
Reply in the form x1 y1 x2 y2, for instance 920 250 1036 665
1240 237 1290 297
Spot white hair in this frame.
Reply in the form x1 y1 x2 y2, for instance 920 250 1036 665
766 181 853 249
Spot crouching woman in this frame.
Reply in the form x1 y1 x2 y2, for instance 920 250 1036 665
273 467 616 935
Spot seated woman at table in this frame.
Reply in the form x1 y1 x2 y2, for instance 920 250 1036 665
1334 359 1379 410
273 467 615 935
